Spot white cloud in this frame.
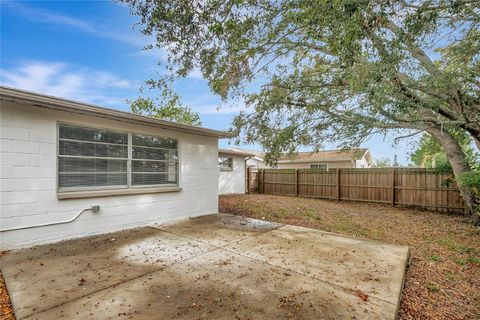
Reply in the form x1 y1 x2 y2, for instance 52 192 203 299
3 1 145 47
0 60 138 108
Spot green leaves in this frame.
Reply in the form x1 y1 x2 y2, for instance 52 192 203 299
122 0 480 211
129 94 201 127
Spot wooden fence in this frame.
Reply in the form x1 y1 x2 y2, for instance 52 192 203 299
248 168 465 213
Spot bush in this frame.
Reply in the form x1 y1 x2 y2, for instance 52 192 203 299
457 171 480 214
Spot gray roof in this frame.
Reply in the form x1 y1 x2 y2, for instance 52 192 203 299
0 86 234 138
218 148 254 157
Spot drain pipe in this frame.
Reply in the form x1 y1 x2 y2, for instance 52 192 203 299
0 205 100 232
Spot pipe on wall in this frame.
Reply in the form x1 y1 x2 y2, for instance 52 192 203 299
0 205 100 232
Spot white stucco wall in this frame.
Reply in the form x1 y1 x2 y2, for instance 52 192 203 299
246 157 270 169
0 100 220 249
355 157 368 168
355 155 374 168
218 155 246 195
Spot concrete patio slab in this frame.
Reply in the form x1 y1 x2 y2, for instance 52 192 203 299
224 224 410 305
0 227 214 319
28 249 394 320
1 214 409 319
153 213 284 246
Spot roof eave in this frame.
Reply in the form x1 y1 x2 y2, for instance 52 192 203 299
218 148 254 157
0 86 234 139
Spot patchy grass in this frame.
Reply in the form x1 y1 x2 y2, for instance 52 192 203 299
220 194 480 320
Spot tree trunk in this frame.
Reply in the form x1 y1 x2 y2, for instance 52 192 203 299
426 126 480 224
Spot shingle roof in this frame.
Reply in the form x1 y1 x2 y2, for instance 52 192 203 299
278 148 368 163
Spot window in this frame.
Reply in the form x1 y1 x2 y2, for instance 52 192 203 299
131 134 178 186
219 156 233 171
58 124 178 192
310 163 328 170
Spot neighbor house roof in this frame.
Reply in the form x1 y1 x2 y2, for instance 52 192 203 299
227 148 264 160
218 148 254 157
278 148 369 163
0 86 234 138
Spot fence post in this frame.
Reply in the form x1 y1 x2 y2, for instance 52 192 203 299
246 166 250 194
295 169 299 196
391 168 396 206
336 168 341 201
262 169 265 194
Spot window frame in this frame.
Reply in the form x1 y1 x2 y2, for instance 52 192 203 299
130 132 179 188
309 163 328 170
56 122 179 194
218 156 233 171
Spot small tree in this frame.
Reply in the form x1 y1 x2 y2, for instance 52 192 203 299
129 94 201 126
376 157 393 167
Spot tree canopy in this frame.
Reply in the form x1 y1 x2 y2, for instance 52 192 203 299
129 92 201 126
122 0 480 220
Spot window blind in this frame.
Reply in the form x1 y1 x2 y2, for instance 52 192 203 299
58 124 178 192
131 134 178 186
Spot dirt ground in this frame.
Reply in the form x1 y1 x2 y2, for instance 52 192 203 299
219 194 480 320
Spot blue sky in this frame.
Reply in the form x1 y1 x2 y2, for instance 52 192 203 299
1 0 414 164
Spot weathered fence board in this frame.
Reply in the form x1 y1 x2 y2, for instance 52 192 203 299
250 168 464 213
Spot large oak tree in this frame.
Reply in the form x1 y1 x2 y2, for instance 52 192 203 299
122 0 480 221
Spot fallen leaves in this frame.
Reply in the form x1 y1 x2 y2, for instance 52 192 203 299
354 289 369 302
78 278 87 287
0 271 15 320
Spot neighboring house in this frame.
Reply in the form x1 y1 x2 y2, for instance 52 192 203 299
230 148 269 169
277 148 376 169
245 150 270 169
0 87 231 249
240 148 376 169
218 148 253 195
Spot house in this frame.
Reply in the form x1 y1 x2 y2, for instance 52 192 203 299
241 148 376 169
243 150 271 169
0 86 232 249
218 148 253 195
276 148 376 169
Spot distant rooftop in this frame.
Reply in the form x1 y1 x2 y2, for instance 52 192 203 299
278 148 369 163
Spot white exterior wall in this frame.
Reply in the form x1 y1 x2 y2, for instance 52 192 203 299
218 155 246 195
355 155 373 168
0 101 219 249
246 157 270 169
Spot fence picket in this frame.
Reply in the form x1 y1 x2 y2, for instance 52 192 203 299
248 168 464 212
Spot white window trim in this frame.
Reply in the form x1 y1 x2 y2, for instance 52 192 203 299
309 163 329 170
56 122 180 197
